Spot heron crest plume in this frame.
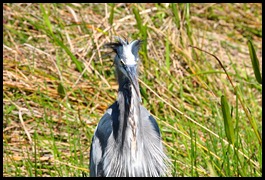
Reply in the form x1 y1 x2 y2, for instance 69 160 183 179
106 37 142 66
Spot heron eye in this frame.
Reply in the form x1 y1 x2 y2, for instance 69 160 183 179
120 59 126 66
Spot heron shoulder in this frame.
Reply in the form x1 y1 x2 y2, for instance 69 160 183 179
140 105 161 137
94 102 118 146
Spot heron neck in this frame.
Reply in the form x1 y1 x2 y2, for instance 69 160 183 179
117 77 142 148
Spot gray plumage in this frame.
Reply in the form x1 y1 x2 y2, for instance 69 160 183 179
89 37 171 177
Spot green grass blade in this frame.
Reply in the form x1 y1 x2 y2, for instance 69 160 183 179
133 7 143 34
236 87 262 144
57 83 66 98
247 40 262 84
166 37 170 71
140 86 148 102
40 4 54 36
171 3 180 29
109 3 115 26
140 25 148 62
133 6 148 61
34 131 37 177
221 95 235 145
185 3 193 44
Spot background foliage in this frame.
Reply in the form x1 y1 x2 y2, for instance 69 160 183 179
3 3 262 177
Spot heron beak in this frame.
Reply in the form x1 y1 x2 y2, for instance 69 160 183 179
121 63 141 102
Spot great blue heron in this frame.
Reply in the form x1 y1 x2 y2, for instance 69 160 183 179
89 37 171 177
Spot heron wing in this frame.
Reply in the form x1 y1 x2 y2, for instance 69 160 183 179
89 102 119 176
140 105 161 137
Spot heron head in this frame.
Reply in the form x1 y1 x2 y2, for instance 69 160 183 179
106 37 142 83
